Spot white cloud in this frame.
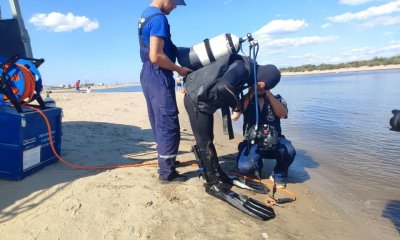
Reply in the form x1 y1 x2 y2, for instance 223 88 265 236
272 54 342 67
288 54 318 60
255 35 339 65
250 20 339 65
287 54 342 66
360 15 400 27
262 35 338 49
328 0 400 23
339 0 374 6
280 41 400 67
29 12 99 32
321 23 332 28
344 41 400 57
253 19 308 37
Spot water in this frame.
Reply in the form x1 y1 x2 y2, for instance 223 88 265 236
265 70 400 238
93 85 142 93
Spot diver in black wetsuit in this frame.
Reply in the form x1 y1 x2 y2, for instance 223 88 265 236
183 53 281 220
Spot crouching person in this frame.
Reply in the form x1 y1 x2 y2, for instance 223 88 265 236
236 83 296 189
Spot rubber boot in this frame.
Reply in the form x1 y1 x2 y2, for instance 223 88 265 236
207 143 233 185
196 144 220 185
195 143 232 198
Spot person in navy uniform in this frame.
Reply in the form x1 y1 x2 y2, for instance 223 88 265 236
236 83 296 189
138 0 192 183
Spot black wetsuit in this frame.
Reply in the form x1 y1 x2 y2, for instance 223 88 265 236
184 54 252 184
185 56 249 146
183 54 278 221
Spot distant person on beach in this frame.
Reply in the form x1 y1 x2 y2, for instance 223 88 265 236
86 86 91 93
138 0 192 183
175 76 185 93
176 78 182 91
184 53 281 200
75 80 80 93
236 84 296 189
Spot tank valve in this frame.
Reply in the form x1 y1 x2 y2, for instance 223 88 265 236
43 91 56 107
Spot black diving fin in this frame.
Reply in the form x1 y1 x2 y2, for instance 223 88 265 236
229 175 269 194
206 183 275 221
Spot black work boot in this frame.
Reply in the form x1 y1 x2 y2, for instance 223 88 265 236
194 143 220 184
207 143 233 185
158 171 188 184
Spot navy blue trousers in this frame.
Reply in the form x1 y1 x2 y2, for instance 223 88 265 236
140 62 180 177
237 138 296 178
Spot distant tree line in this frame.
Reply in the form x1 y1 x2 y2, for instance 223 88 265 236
280 55 400 73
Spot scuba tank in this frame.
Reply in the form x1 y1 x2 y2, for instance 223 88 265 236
177 33 241 71
390 109 400 131
43 91 56 107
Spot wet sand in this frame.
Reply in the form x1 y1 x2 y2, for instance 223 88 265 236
0 92 384 239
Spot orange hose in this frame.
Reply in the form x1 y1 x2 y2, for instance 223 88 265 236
25 106 198 170
29 101 295 203
230 172 297 206
22 105 295 207
26 105 161 170
2 64 36 104
17 64 35 102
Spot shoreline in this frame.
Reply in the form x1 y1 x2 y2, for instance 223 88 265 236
281 64 400 76
0 92 372 239
43 64 400 91
44 82 138 93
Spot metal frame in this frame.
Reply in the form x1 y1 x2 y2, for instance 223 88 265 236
6 0 33 58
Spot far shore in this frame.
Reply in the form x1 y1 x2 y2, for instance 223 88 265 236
44 82 139 93
281 64 400 76
44 64 400 92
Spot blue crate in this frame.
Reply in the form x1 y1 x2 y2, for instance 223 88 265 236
0 106 62 180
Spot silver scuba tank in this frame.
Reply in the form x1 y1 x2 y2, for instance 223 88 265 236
43 91 56 107
177 33 241 71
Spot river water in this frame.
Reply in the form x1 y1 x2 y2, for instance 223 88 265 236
265 69 400 239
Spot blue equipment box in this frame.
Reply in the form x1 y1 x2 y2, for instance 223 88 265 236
0 106 62 180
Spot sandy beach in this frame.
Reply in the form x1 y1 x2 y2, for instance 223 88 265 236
0 92 381 240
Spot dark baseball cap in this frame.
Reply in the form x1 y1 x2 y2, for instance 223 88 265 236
173 0 186 5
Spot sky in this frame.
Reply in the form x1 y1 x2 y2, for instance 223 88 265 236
0 0 399 86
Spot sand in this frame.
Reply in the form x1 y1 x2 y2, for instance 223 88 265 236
0 92 373 240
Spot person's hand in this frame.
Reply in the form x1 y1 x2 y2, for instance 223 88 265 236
177 67 192 77
231 111 241 121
